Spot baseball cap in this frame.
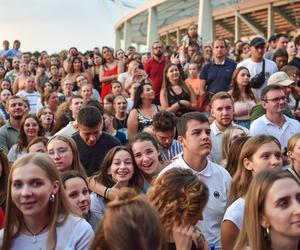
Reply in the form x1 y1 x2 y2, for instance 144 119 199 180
268 72 294 86
250 37 266 47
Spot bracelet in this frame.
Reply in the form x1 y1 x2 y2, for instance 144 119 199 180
104 187 109 199
105 188 111 200
178 100 184 108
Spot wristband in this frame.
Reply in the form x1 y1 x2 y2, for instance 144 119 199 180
104 187 109 199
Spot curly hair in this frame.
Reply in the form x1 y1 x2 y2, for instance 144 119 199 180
148 168 209 236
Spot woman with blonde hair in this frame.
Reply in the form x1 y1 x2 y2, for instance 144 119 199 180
221 135 283 250
90 188 165 250
234 169 300 250
220 125 246 166
47 135 87 178
0 153 94 250
287 133 300 184
148 168 209 250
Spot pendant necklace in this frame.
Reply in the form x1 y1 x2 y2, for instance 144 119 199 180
23 222 49 244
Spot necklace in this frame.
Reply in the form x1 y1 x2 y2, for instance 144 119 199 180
23 222 49 244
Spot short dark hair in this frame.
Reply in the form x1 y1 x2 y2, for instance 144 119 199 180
83 99 104 114
61 170 88 189
77 106 102 128
152 111 177 132
273 48 288 60
177 112 209 137
130 132 159 151
276 33 288 41
261 85 285 101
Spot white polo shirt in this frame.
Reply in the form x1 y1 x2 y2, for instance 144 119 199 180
159 154 232 250
210 121 249 164
250 115 300 150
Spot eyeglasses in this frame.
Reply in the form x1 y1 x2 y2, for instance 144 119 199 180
264 96 286 103
153 46 162 50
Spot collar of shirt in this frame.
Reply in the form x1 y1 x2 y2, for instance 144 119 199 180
213 59 226 66
177 154 212 177
210 121 223 136
262 114 287 126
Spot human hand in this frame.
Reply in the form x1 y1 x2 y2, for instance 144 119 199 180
170 54 180 65
180 100 190 108
172 224 193 250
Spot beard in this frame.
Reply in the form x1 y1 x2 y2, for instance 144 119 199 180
12 114 23 120
154 51 163 58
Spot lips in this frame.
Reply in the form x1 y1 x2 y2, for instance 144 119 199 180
21 201 36 208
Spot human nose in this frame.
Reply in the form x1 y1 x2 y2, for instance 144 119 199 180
21 184 32 196
89 135 97 143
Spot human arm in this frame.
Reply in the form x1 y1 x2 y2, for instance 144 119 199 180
99 65 118 83
199 79 207 96
187 84 197 110
221 220 240 250
127 109 139 140
159 90 181 113
13 77 19 94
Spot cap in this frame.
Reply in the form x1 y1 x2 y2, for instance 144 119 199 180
267 72 294 86
250 37 266 47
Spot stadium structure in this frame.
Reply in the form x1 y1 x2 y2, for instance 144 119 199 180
114 0 300 51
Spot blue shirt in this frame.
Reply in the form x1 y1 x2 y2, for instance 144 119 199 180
200 58 236 93
6 48 22 58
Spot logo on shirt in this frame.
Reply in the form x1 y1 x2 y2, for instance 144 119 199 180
213 191 220 199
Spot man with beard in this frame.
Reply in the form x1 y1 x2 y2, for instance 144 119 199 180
210 92 249 164
152 110 182 162
144 41 166 104
159 112 231 250
250 85 300 151
237 37 278 97
0 95 25 152
5 57 20 87
199 39 236 95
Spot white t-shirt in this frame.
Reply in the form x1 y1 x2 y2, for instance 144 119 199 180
222 197 245 230
0 215 94 250
55 121 77 137
250 114 300 150
16 90 41 114
159 154 232 250
237 58 278 98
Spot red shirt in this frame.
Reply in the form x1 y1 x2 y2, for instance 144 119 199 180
144 57 166 99
0 207 4 229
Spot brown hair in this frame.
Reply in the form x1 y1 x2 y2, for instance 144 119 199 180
0 150 9 208
148 168 209 238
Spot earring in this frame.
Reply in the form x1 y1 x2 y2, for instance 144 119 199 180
49 193 55 202
266 226 270 236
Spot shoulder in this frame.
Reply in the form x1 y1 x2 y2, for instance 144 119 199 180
101 132 121 145
208 160 231 180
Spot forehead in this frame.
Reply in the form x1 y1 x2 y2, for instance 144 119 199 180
72 97 83 104
12 164 48 181
78 123 101 133
186 119 209 131
212 98 233 108
48 139 70 149
266 89 284 97
24 117 37 123
8 98 23 105
213 40 226 48
65 177 87 189
132 140 156 152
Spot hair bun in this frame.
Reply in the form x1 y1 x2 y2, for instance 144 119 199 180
107 187 140 208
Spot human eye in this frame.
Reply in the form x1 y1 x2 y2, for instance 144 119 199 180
296 193 300 203
134 153 141 158
82 188 89 195
275 152 282 159
125 159 132 165
112 160 121 165
278 198 289 208
69 192 79 199
206 129 211 136
261 153 270 159
58 148 68 154
146 149 154 155
48 150 54 156
32 180 43 188
13 181 22 189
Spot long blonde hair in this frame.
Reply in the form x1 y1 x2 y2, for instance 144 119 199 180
2 153 76 250
234 169 296 250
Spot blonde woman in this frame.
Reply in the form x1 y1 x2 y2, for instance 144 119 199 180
0 153 94 250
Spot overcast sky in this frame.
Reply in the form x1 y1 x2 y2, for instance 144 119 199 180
0 0 145 54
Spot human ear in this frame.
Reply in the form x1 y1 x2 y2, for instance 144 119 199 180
261 100 268 109
177 135 185 147
52 180 60 195
260 214 270 229
243 158 253 171
107 167 111 175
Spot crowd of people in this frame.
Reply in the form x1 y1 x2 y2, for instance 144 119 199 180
0 24 300 249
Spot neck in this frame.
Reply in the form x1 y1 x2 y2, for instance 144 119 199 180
115 112 126 119
142 100 152 108
292 161 300 176
265 112 285 127
215 121 230 132
23 213 50 235
251 56 263 63
190 74 198 79
43 123 51 132
10 118 23 130
271 235 299 250
153 55 162 61
182 152 208 172
106 58 113 64
214 57 225 64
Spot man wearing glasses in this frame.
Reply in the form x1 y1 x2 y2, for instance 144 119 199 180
144 41 165 104
250 83 300 151
237 36 278 97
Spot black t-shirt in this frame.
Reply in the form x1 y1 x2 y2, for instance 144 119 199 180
288 57 300 72
72 132 120 176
